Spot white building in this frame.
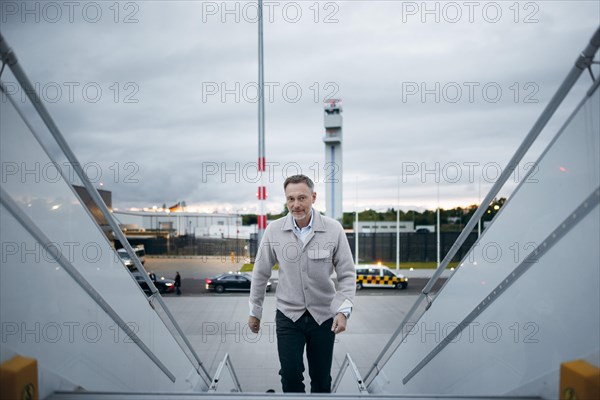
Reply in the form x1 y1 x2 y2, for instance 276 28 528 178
354 220 415 233
113 210 243 237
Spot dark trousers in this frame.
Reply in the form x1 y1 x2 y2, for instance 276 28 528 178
275 309 335 393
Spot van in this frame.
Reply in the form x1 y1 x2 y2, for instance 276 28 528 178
355 265 408 290
117 245 146 270
133 245 146 265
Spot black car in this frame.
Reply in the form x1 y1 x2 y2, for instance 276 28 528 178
205 272 271 293
132 271 175 295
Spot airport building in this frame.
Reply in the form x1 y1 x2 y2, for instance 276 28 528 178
353 220 415 233
113 210 245 238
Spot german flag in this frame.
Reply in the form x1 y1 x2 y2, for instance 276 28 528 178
168 202 182 212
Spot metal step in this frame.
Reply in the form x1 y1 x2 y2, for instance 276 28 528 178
47 392 541 400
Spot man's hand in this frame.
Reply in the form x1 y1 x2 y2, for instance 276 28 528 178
248 316 261 334
331 313 347 334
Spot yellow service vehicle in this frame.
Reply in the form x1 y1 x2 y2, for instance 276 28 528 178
356 264 408 290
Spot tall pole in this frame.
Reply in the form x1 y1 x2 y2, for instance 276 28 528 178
396 176 400 271
478 178 482 237
257 0 267 245
436 181 440 267
355 210 359 266
355 177 359 266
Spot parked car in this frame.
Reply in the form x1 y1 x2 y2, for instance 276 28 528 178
132 271 175 295
205 272 271 293
117 245 146 270
117 248 134 269
355 265 408 290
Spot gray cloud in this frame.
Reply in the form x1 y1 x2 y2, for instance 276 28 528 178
1 0 598 214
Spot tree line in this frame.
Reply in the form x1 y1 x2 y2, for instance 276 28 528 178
242 197 507 232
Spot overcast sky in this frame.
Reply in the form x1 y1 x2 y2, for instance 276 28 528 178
1 1 599 214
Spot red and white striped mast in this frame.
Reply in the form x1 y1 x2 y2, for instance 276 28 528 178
257 0 267 244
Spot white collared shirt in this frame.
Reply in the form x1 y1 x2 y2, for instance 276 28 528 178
292 211 313 243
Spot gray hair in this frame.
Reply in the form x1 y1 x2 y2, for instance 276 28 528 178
283 174 314 192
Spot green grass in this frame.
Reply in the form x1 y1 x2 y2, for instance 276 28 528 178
377 261 459 269
240 261 458 272
240 263 278 272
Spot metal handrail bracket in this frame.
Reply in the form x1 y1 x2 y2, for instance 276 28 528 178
332 353 369 394
207 353 242 393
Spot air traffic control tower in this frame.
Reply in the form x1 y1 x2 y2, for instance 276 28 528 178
323 99 343 221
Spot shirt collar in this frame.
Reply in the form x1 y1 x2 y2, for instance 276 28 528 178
292 209 314 231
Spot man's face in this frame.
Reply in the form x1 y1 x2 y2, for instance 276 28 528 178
285 182 316 223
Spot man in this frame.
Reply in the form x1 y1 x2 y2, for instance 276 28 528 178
174 271 181 295
248 174 356 393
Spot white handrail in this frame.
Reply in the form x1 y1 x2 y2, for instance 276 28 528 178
0 186 177 382
0 33 211 386
364 25 600 385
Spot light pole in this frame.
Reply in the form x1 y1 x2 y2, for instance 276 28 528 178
478 178 482 237
355 210 359 266
257 0 267 245
355 176 359 266
396 176 400 271
437 180 441 268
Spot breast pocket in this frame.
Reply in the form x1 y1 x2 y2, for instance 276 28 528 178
307 248 332 278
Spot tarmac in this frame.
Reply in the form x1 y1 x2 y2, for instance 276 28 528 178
162 268 450 393
266 267 454 281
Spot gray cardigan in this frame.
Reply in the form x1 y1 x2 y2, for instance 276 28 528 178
249 210 356 325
